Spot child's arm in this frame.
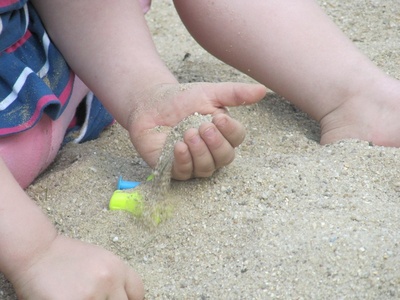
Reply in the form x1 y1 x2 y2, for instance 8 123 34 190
0 158 144 299
30 0 267 179
30 0 181 127
0 159 58 282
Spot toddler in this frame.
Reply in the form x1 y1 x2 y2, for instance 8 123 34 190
1 0 399 298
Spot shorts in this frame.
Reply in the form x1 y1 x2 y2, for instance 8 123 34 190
0 1 118 188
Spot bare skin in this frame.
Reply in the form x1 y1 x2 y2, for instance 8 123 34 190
127 82 265 179
0 158 145 299
4 0 398 298
173 0 400 147
0 0 266 298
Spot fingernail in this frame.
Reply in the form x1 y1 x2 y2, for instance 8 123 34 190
203 126 216 138
189 134 201 144
215 116 228 128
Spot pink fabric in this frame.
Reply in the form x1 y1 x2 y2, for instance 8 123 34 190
0 77 89 188
0 0 21 8
0 1 152 188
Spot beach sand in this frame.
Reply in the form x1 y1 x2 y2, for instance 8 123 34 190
1 0 400 298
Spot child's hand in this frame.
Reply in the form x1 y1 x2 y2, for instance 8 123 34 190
11 235 144 300
128 82 267 180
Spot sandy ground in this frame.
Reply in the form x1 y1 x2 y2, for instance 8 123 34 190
1 0 400 299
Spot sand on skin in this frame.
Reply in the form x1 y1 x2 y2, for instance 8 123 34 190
1 0 400 298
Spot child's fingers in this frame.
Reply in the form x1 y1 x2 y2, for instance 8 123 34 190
113 291 129 300
173 83 267 118
212 113 246 148
199 122 235 169
172 141 193 180
125 268 144 300
183 128 216 178
205 82 267 108
171 115 244 179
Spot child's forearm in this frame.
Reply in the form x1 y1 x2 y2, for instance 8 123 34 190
31 0 178 128
0 159 57 283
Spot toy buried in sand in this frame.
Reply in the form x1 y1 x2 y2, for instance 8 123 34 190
109 175 174 226
109 113 212 226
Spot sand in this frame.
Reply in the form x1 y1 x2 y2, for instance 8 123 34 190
1 0 400 299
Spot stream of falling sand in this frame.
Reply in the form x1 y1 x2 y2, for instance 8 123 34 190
134 113 212 225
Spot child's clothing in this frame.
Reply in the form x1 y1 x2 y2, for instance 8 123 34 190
0 1 75 137
0 76 89 188
0 0 151 187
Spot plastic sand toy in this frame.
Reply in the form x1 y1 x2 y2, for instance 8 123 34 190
109 113 212 226
109 188 173 225
117 176 140 190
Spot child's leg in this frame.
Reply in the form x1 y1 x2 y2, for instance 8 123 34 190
173 0 400 147
0 77 89 188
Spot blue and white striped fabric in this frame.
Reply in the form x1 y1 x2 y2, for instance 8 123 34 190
0 0 113 142
0 0 74 136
